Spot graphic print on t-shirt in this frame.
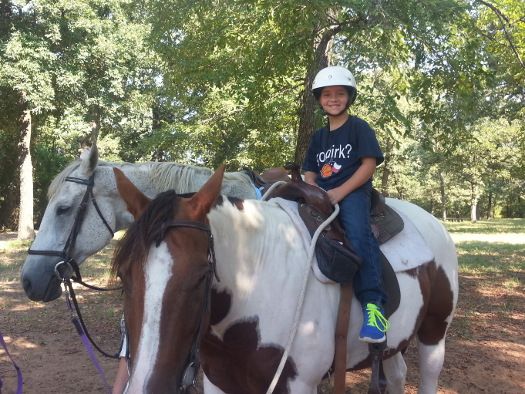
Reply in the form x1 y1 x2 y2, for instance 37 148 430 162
320 161 342 178
317 143 352 179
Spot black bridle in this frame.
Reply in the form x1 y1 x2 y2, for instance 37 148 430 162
149 219 217 393
28 172 116 289
27 171 122 360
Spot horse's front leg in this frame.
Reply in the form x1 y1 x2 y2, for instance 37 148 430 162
382 352 407 394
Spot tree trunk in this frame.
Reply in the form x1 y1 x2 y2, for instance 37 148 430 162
380 138 393 196
487 188 493 219
17 94 35 240
294 27 340 165
470 182 479 223
439 171 447 221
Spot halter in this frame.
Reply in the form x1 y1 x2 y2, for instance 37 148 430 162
27 172 116 289
153 219 217 393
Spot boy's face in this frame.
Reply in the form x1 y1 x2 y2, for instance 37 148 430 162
319 86 349 116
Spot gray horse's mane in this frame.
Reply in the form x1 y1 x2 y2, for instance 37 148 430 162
149 162 214 193
48 160 250 199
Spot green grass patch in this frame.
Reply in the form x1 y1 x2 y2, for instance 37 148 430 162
443 218 525 234
456 241 524 276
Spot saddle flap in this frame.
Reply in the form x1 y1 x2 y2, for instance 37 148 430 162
298 203 361 284
371 202 404 245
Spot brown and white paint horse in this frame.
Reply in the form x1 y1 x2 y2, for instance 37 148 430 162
113 166 458 394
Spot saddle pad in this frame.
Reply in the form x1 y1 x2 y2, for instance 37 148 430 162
271 198 434 284
379 205 434 272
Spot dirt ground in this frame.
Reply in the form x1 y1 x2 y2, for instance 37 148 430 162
1 231 524 394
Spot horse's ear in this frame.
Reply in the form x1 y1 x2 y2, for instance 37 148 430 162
113 167 150 219
189 164 225 216
79 144 98 176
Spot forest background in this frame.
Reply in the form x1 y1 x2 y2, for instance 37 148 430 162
0 0 523 239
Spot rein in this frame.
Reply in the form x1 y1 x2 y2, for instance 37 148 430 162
0 329 23 394
260 184 341 394
26 172 121 392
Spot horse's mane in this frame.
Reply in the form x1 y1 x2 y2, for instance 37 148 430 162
111 190 180 278
149 162 213 192
48 159 251 199
47 161 81 199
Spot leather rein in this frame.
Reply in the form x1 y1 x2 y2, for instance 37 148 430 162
27 172 122 359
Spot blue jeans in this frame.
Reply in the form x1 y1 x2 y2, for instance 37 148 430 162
338 183 386 306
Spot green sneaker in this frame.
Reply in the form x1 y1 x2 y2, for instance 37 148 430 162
359 303 390 343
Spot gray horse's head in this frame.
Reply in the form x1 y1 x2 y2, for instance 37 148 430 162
21 146 124 302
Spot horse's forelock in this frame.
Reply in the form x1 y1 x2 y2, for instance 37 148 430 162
47 161 81 199
111 190 180 279
47 159 116 199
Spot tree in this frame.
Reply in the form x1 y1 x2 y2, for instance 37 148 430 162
0 3 56 239
0 0 162 231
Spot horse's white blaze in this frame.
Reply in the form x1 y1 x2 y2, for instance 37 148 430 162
126 242 173 393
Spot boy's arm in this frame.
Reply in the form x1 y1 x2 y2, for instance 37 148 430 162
326 157 376 205
304 171 318 186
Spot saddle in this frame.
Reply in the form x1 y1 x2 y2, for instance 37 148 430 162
264 164 401 315
243 167 291 196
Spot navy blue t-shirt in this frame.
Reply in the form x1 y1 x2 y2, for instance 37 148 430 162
302 116 384 190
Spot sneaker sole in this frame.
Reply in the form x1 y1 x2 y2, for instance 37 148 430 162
358 335 386 344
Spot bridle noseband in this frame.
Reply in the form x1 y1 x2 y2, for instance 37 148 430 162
28 172 115 287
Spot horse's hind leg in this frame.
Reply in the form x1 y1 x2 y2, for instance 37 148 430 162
417 339 446 394
382 352 407 394
203 375 227 394
417 264 456 394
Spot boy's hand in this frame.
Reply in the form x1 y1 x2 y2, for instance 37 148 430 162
327 187 346 205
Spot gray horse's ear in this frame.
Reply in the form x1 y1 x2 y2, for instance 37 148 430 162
189 164 225 217
79 144 99 176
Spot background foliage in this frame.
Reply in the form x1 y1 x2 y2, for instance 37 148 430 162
0 0 523 229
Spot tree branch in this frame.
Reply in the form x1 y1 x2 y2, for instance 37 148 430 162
476 0 525 68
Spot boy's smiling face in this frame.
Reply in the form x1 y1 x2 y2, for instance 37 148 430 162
319 86 350 116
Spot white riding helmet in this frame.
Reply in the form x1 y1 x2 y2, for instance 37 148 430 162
312 66 357 105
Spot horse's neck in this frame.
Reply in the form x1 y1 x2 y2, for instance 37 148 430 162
209 199 314 316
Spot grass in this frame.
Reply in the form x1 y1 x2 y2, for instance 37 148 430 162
443 219 525 283
441 218 525 343
0 238 31 281
443 217 525 234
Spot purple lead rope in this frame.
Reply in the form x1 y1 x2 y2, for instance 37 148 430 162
71 317 111 394
64 283 112 394
0 329 23 394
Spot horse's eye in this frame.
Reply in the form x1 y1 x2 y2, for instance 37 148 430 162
56 206 71 216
